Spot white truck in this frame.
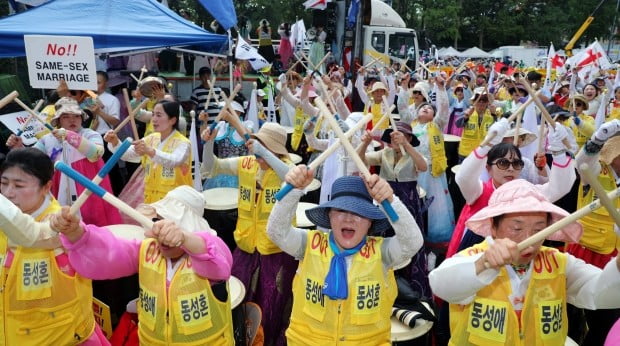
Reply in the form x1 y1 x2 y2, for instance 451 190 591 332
491 45 548 67
342 0 419 70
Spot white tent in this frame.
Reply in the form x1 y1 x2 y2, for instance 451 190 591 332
461 47 491 58
438 46 462 57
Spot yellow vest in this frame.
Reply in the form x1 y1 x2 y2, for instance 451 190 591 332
371 103 389 130
414 121 447 177
576 163 620 254
142 130 192 204
607 103 620 122
291 106 307 151
137 238 233 345
0 198 95 345
459 110 495 157
450 241 568 346
561 114 593 149
287 230 397 345
236 156 284 254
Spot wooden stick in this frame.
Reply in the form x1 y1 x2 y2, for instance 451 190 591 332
33 99 45 112
138 65 147 82
208 84 243 133
363 56 383 70
129 74 140 83
513 112 522 144
537 116 547 153
113 98 149 135
293 53 312 72
517 186 620 250
16 99 46 135
122 88 140 140
69 139 133 214
276 112 375 200
382 95 404 154
316 97 399 221
0 91 19 109
579 163 620 227
478 91 541 147
12 97 54 131
55 162 154 229
518 77 571 149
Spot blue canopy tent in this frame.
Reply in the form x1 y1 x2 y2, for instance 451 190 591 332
0 0 228 57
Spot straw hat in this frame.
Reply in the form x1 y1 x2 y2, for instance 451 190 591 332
251 122 289 156
370 82 387 93
569 94 589 110
51 97 87 127
305 176 390 233
600 136 620 165
466 179 582 243
147 185 215 235
504 127 536 147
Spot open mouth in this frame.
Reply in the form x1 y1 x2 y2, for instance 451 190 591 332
341 228 356 239
504 176 515 181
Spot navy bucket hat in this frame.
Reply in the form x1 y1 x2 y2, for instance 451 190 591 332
305 176 391 233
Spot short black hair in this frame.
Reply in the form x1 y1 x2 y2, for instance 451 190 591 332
0 148 54 186
97 71 109 82
487 142 522 166
198 67 212 76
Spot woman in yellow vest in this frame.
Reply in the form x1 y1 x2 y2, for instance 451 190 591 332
201 120 296 345
562 94 595 150
569 120 620 344
429 179 620 346
52 185 234 345
267 167 423 345
355 67 395 131
105 100 192 204
457 87 497 159
0 148 104 345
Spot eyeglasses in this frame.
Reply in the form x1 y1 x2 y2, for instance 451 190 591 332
412 91 421 95
491 158 524 170
575 102 585 107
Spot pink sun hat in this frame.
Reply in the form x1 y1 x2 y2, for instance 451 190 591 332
466 179 583 243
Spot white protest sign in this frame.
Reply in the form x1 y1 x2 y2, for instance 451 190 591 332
0 111 49 146
24 35 97 90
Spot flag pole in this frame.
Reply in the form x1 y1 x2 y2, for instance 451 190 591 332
229 29 234 92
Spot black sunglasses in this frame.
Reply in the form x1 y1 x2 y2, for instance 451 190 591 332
575 102 585 107
491 158 524 170
412 90 421 95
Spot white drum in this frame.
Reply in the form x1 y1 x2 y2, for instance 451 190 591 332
443 134 461 143
296 202 318 228
289 153 302 164
565 336 578 346
390 316 434 342
306 178 321 192
229 276 246 309
450 164 461 175
107 224 146 241
202 187 239 210
393 257 412 270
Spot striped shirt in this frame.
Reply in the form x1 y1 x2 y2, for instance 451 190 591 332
191 85 223 124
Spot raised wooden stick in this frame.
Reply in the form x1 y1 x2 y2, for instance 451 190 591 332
382 95 404 154
55 162 154 229
113 98 149 135
275 112 375 200
479 91 541 147
122 88 140 140
69 139 132 214
208 84 243 133
0 91 19 109
316 97 399 222
579 163 620 227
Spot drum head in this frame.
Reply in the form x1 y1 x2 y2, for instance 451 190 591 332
443 134 461 142
203 188 239 210
289 153 302 164
107 224 146 241
138 76 164 98
390 316 434 342
306 179 321 192
296 202 318 228
229 276 246 309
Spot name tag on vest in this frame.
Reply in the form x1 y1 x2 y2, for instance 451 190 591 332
467 298 508 342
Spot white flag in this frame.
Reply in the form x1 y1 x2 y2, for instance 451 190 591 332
189 114 202 192
566 41 612 83
247 88 260 127
544 44 554 88
235 36 269 70
267 88 277 123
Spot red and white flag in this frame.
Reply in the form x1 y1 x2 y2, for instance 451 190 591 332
545 43 565 87
303 0 331 10
566 41 612 82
